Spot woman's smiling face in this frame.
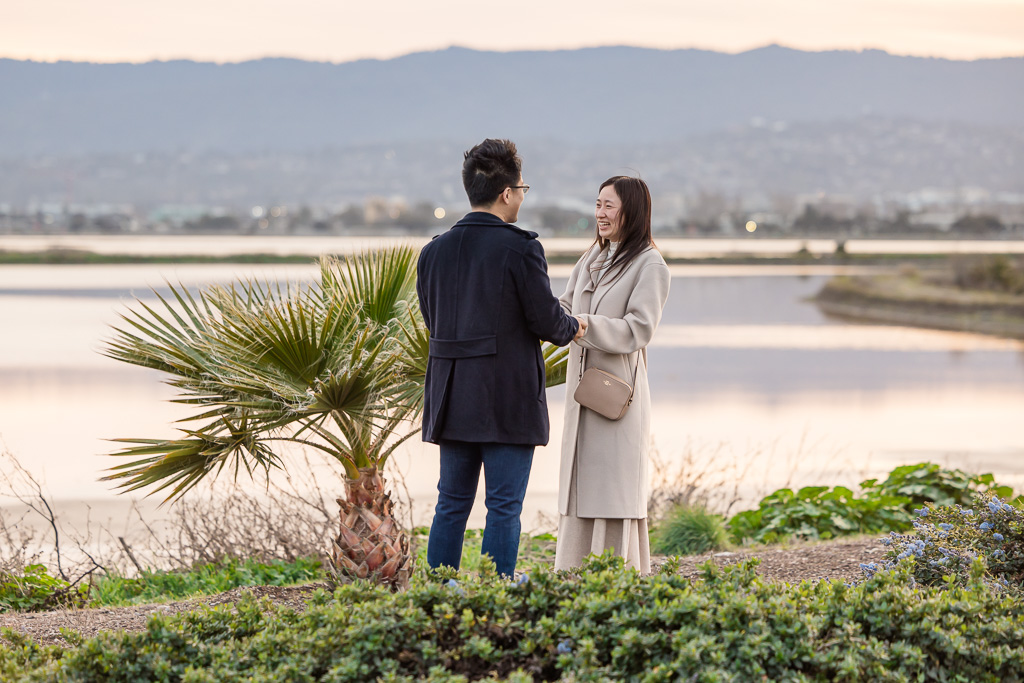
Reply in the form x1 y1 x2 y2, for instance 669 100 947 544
595 184 622 241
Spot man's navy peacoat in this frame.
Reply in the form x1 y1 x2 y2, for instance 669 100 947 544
416 211 579 445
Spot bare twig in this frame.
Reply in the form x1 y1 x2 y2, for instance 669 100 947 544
36 496 67 581
0 449 69 580
0 505 40 574
118 537 144 575
0 446 401 581
646 431 867 526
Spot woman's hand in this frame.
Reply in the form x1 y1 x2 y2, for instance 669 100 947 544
573 316 588 341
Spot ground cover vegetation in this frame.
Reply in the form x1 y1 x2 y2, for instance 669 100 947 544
0 565 89 613
87 557 323 607
3 458 1024 678
4 554 1024 681
0 531 562 616
0 558 323 613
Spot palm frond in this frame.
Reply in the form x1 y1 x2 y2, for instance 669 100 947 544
543 342 571 388
390 303 429 417
103 246 428 501
320 245 420 328
103 415 283 502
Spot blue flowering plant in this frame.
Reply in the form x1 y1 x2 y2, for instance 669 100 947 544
868 494 1024 593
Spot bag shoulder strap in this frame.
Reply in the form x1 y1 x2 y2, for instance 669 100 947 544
579 347 645 396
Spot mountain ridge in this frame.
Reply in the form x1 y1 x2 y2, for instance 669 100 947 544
1 45 1021 156
5 43 1019 67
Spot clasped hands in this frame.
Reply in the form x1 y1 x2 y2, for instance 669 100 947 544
573 315 588 341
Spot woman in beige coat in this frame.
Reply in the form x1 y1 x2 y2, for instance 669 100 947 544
554 176 671 573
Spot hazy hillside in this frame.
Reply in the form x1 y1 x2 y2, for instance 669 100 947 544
1 45 1022 156
3 118 1021 208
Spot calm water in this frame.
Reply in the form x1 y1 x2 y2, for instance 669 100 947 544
2 260 1023 527
6 234 1024 257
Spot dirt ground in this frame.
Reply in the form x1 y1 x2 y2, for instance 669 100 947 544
655 536 883 583
0 584 330 648
1 536 884 648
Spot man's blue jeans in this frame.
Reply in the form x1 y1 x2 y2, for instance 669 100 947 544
427 440 535 578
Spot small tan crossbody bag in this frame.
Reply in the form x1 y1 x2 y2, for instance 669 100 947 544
573 347 644 421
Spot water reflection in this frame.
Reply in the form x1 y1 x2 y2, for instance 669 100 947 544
653 324 1024 351
1 264 1022 528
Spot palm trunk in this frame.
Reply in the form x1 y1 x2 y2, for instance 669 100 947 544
330 466 412 590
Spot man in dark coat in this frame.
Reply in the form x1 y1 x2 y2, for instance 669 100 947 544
416 139 584 577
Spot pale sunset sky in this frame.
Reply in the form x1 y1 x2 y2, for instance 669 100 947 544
3 0 1023 63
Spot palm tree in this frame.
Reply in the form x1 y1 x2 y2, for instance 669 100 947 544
103 246 425 588
103 245 571 589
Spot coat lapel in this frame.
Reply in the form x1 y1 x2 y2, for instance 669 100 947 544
582 246 602 291
577 245 603 313
589 269 614 313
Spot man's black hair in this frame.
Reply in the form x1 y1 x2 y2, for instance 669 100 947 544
462 139 522 207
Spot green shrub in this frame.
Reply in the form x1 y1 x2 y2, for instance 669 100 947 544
650 504 728 555
727 485 912 544
4 554 1024 681
870 494 1024 594
861 462 1015 508
953 254 1024 294
411 528 557 576
0 565 87 613
729 462 1017 545
90 557 324 606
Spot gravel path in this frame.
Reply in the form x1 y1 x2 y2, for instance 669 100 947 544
0 584 329 648
657 536 884 583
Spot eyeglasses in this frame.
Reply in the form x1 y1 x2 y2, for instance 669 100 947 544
509 185 530 195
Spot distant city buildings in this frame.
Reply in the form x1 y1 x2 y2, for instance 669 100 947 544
2 119 1023 239
2 189 1022 239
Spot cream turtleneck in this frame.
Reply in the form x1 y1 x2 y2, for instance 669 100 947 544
596 241 619 280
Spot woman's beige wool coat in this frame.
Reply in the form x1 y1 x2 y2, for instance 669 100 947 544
558 243 671 519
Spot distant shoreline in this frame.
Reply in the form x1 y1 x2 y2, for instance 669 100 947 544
0 249 317 265
4 234 1024 267
1 246 1017 267
813 273 1024 339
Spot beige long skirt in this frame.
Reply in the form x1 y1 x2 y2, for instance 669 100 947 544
554 457 651 573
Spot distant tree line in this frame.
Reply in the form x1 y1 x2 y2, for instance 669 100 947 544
0 203 1018 238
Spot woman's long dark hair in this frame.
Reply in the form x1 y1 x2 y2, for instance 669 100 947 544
590 176 656 280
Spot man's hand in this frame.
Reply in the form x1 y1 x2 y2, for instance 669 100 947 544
573 316 588 341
